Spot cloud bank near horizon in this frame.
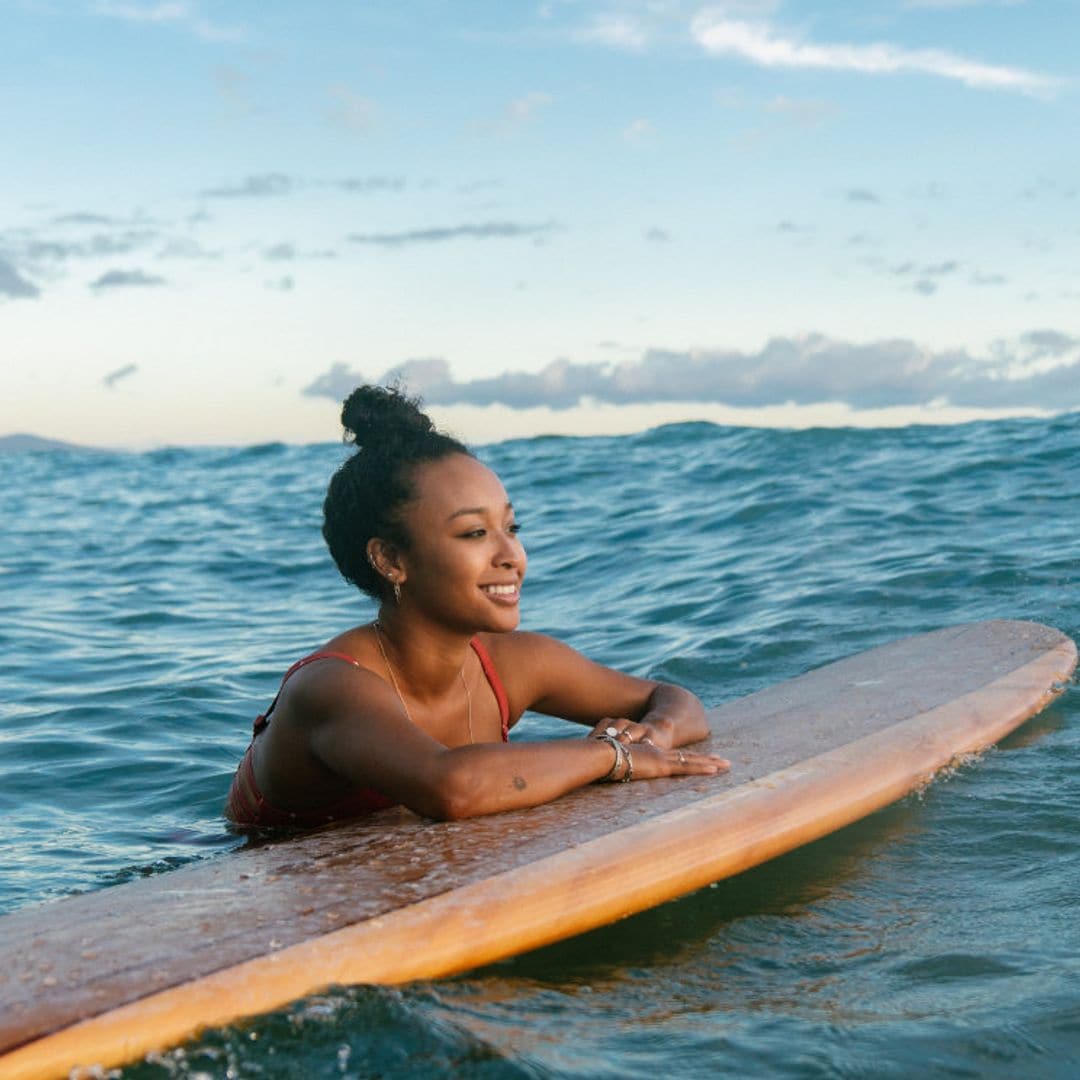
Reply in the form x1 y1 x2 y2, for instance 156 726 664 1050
302 331 1080 414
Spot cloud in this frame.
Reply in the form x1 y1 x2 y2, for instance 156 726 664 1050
103 363 138 388
765 95 831 127
499 92 554 132
156 237 222 260
345 221 558 248
337 176 405 194
92 2 244 42
264 243 297 261
0 256 40 299
862 254 961 295
21 230 157 262
90 269 168 291
904 1 1027 9
691 13 1057 94
326 84 377 134
846 188 881 204
302 331 1080 413
623 117 655 141
199 173 295 198
262 242 336 261
577 14 650 51
212 65 255 112
890 259 959 277
51 212 122 226
645 227 671 243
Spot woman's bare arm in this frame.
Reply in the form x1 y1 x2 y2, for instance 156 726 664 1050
487 632 713 749
294 661 725 821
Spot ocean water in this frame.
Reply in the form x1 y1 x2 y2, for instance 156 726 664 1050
1 414 1078 1078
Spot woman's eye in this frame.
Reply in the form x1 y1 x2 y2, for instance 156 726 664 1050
508 523 522 535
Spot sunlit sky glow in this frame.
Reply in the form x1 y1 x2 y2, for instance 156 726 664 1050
3 1 1078 447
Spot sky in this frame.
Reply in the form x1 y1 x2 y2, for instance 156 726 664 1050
3 0 1079 448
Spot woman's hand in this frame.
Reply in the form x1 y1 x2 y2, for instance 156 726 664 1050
589 718 730 776
589 716 668 748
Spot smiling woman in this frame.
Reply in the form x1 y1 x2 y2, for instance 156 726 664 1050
225 385 728 828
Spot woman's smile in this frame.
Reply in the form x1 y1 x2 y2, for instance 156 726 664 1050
481 582 520 604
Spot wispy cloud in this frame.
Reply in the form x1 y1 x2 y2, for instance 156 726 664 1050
156 237 222 260
503 91 555 130
50 212 123 226
92 2 244 42
261 242 336 261
691 13 1057 95
326 84 377 134
336 176 405 194
904 1 1027 9
103 363 138 388
90 269 168 291
303 331 1080 412
623 117 655 141
346 221 558 248
576 14 651 51
21 230 157 262
0 256 39 300
199 173 295 199
765 94 831 128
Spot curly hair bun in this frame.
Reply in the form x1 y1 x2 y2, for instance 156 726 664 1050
341 384 434 449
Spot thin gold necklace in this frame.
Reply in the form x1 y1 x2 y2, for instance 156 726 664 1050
373 622 473 744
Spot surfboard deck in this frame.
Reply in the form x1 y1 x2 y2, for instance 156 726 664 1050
1 619 1075 1079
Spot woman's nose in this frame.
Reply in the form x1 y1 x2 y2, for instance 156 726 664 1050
495 532 524 567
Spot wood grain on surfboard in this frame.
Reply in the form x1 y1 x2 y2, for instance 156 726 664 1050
1 620 1075 1080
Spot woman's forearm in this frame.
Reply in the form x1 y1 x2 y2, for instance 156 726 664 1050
420 738 619 819
413 720 723 820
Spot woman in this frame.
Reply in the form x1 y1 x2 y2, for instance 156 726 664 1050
226 385 728 827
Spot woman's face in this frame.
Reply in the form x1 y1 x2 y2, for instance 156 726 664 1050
395 453 526 633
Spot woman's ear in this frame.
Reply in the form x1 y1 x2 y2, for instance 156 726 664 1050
366 537 405 585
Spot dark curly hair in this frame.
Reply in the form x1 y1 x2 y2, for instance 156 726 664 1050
322 384 470 599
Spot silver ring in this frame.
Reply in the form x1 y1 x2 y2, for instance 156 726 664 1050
605 726 619 738
677 750 686 765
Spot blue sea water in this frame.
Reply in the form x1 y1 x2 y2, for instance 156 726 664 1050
1 414 1078 1078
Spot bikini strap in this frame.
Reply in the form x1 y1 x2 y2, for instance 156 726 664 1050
469 637 510 741
253 650 362 735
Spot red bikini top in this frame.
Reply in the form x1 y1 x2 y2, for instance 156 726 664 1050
225 637 510 829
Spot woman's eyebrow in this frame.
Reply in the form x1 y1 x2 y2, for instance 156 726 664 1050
447 501 514 521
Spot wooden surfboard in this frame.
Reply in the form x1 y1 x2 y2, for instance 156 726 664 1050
1 620 1075 1080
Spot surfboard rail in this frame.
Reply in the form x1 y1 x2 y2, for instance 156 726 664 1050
1 620 1075 1080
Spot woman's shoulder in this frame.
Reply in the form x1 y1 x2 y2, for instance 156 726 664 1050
277 634 385 715
474 630 580 673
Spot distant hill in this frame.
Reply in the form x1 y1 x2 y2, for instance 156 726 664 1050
0 433 89 453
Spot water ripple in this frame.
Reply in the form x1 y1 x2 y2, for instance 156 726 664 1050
1 412 1078 1075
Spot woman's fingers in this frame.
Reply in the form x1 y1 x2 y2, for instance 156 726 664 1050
623 742 729 777
670 748 730 774
591 717 660 746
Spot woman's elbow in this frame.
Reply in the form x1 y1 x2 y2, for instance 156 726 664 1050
408 764 485 821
